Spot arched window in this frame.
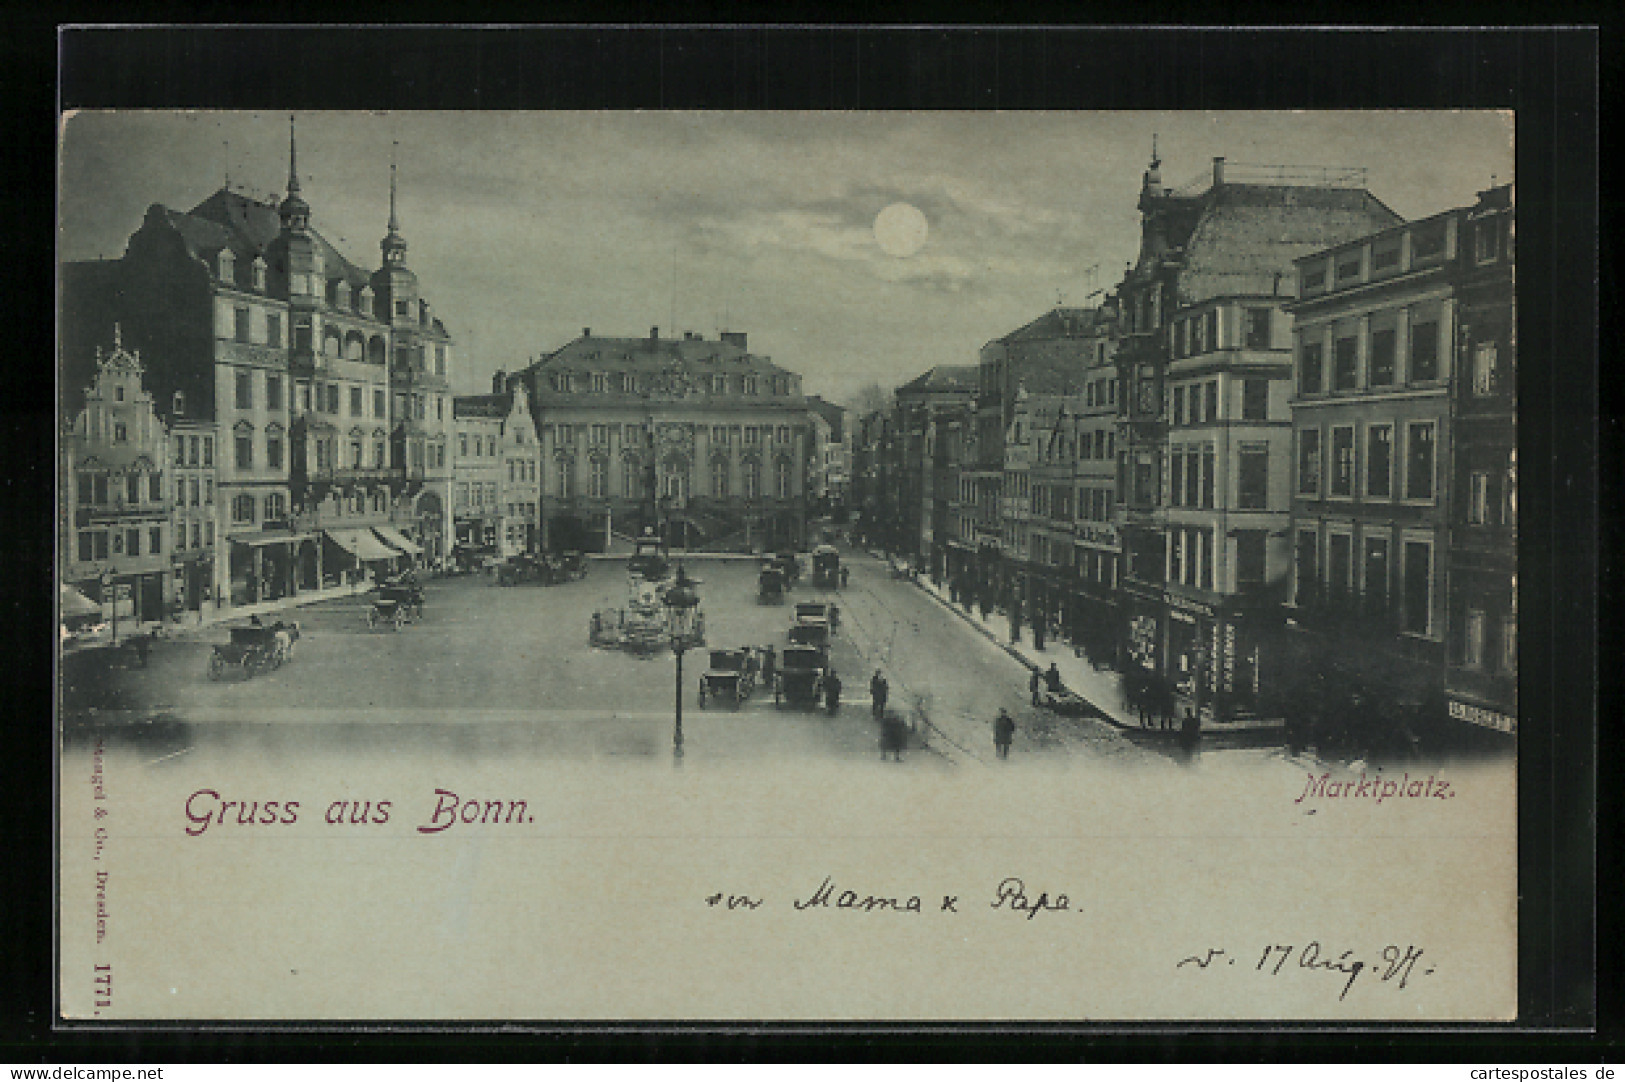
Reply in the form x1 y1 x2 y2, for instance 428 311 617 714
251 257 267 291
743 460 761 499
217 249 235 283
589 458 607 499
323 326 342 358
368 336 386 365
775 459 792 498
555 457 573 498
345 330 366 360
711 457 730 498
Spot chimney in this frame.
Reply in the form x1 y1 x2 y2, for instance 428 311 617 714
1212 156 1226 187
582 327 591 338
720 331 747 351
492 369 506 394
650 326 660 341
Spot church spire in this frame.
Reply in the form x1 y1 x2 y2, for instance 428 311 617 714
381 140 409 266
278 114 311 231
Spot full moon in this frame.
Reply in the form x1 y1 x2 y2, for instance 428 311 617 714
873 202 929 258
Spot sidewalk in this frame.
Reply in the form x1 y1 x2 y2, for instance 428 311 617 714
155 581 374 641
914 576 1141 732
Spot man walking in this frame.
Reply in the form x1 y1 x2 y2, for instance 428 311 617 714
869 669 889 721
994 709 1015 759
1029 668 1042 706
824 668 843 716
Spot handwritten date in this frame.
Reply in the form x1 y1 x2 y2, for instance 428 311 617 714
1176 942 1434 1000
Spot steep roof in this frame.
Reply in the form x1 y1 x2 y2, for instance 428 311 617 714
895 364 978 396
997 306 1112 345
1165 184 1404 305
803 394 846 442
529 333 795 380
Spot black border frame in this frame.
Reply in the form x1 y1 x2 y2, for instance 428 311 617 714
7 21 1602 1062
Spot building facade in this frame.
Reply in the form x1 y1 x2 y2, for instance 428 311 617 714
60 328 172 629
1285 203 1467 738
59 124 455 609
1113 152 1403 719
515 329 814 553
1443 184 1517 737
453 375 542 558
892 365 978 575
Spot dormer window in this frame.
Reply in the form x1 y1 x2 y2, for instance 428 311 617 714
359 286 375 316
251 257 267 290
172 391 185 416
217 249 235 283
336 281 352 310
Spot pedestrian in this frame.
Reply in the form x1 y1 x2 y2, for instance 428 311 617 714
761 645 776 685
994 708 1015 759
869 669 889 720
130 631 150 668
1179 708 1201 757
824 668 843 715
840 566 849 589
1045 662 1064 694
880 711 906 761
1029 668 1042 706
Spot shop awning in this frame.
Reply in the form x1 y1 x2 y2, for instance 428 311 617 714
371 525 422 556
324 528 400 562
60 583 100 617
229 529 316 548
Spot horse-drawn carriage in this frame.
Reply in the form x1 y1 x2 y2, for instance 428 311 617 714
793 600 838 635
773 549 802 587
698 648 757 708
368 579 424 629
774 644 828 709
757 564 786 605
787 620 830 650
810 544 841 588
208 621 297 679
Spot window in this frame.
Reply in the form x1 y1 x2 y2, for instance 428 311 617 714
776 425 790 444
1406 422 1435 501
1473 341 1501 396
1333 336 1358 390
1330 426 1355 497
1238 445 1269 509
589 459 607 498
1242 379 1268 421
126 474 140 505
1236 530 1267 589
265 493 285 520
204 478 213 504
1328 533 1352 602
743 375 758 395
1403 540 1431 635
776 459 792 498
1411 221 1446 262
555 459 573 498
191 522 201 549
1410 321 1439 381
591 424 608 445
1475 218 1501 263
188 436 200 466
1205 382 1218 422
459 433 468 457
435 345 446 376
267 375 289 413
1301 264 1326 292
372 390 385 419
189 477 199 507
743 460 761 499
591 373 607 393
1169 452 1185 508
710 374 727 394
77 472 95 505
1371 239 1402 273
1297 429 1321 496
234 307 250 343
711 458 730 497
1245 309 1272 350
1363 536 1390 616
1202 448 1215 509
1294 529 1319 605
744 426 761 446
1172 386 1186 427
125 529 140 557
395 300 410 318
327 384 340 414
149 472 162 502
1300 341 1324 395
235 430 253 470
1462 609 1487 669
232 494 256 524
1358 329 1395 389
1205 310 1219 350
235 371 253 410
1366 425 1393 499
1466 470 1499 526
344 386 360 417
1335 253 1362 284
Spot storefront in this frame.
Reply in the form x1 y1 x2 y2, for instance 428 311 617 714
372 524 423 566
323 527 403 584
227 531 313 608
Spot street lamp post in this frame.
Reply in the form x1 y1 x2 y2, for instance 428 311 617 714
663 562 701 760
102 568 119 647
